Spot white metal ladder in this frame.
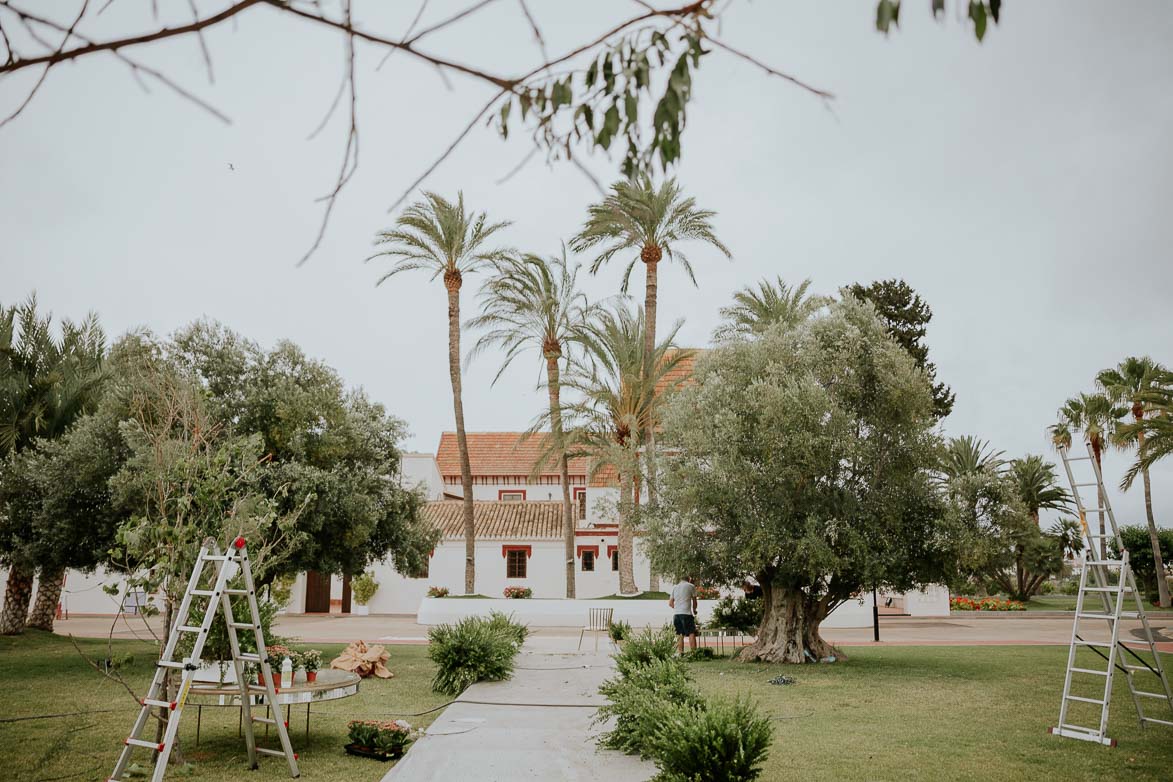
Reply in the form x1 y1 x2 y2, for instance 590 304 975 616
108 536 300 781
1049 442 1173 747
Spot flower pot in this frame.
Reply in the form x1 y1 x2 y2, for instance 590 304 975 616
351 604 370 616
306 670 318 683
344 743 401 762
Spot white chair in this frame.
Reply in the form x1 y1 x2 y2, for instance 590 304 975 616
578 607 614 651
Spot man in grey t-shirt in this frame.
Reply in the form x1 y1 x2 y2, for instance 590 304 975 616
668 575 698 653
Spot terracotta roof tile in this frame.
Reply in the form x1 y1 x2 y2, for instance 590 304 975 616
655 348 703 397
422 500 563 539
435 432 588 479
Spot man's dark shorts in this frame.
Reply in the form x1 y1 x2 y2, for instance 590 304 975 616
673 614 697 636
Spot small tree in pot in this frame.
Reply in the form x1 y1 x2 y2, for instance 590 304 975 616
351 571 379 615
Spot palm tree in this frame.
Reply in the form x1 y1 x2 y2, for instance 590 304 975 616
712 276 829 341
569 178 729 509
467 250 596 598
0 296 106 634
1099 358 1172 605
940 435 1005 479
370 192 511 594
1049 392 1125 558
1008 455 1072 599
557 303 689 594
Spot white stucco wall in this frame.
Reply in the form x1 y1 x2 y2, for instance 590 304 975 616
400 453 445 500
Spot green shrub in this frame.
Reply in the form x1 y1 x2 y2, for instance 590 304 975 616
486 610 530 648
682 647 717 661
615 625 677 678
427 615 519 695
351 570 379 605
596 659 703 756
709 596 763 635
1039 580 1056 595
1059 577 1080 596
644 696 773 782
609 619 633 642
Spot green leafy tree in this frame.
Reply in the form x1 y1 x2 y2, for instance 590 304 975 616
0 296 106 634
846 279 955 419
646 299 951 662
570 177 729 511
556 303 689 594
1112 525 1173 604
1049 392 1125 558
713 276 829 342
369 193 511 594
1098 357 1171 606
467 251 597 598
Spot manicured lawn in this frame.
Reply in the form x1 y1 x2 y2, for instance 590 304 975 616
590 591 670 600
1018 594 1172 613
686 645 1173 781
0 631 450 782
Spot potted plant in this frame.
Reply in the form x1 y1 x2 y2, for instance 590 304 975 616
427 586 450 598
351 571 379 616
503 586 532 599
345 719 414 761
300 649 322 683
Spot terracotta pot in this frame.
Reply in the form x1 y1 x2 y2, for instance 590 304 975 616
306 670 318 683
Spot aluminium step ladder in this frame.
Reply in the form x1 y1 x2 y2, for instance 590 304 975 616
1049 442 1173 746
108 536 299 781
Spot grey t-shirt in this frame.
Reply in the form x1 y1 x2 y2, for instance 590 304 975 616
670 581 696 616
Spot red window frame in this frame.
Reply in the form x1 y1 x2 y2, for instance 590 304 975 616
498 489 527 501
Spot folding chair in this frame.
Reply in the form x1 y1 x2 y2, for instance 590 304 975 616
578 607 614 651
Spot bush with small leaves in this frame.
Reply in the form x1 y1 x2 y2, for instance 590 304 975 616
486 610 530 649
609 619 632 642
595 658 703 756
427 586 450 598
709 596 763 635
427 616 519 696
644 696 773 782
614 625 678 678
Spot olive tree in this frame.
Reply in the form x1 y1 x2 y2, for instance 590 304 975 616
644 299 954 663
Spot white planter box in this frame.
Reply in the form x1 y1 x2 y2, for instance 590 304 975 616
193 660 238 684
351 604 370 616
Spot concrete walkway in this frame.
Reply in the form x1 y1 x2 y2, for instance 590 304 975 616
381 637 653 782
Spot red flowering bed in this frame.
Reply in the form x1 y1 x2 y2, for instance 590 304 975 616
950 596 1026 611
695 585 721 600
503 586 533 599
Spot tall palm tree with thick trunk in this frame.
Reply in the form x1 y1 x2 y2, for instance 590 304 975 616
1099 357 1172 606
370 192 510 594
0 297 105 634
713 276 829 341
1049 392 1125 559
557 304 689 594
467 251 596 598
570 178 729 515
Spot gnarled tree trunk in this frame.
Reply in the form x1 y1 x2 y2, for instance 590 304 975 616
546 353 576 599
737 577 842 664
27 566 65 631
1 563 34 635
445 271 477 595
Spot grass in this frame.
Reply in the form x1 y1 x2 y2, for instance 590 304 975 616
590 591 670 600
1016 594 1172 613
0 630 451 782
685 645 1173 781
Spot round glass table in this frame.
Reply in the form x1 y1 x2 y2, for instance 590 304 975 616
186 668 362 744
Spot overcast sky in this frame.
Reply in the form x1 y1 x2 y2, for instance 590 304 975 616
2 1 1171 530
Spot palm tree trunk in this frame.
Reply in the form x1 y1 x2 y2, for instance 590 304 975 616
1137 428 1170 606
546 356 575 599
1093 443 1107 559
617 458 637 595
27 565 65 631
445 275 476 594
642 256 659 593
1 563 34 635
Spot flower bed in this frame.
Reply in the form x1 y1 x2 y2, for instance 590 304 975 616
345 719 415 761
503 586 533 599
950 596 1025 611
695 585 721 600
427 586 450 598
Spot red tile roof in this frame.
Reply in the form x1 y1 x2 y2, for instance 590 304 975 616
435 432 588 479
655 348 703 398
421 500 564 539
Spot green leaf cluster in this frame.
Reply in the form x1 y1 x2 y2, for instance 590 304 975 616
427 613 526 695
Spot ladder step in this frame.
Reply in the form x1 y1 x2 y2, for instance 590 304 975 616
200 554 232 561
1124 664 1159 673
177 625 204 633
1065 456 1093 461
1075 640 1113 648
141 698 177 710
124 738 165 750
1050 725 1115 746
1076 613 1117 621
1084 586 1131 593
1065 695 1106 705
156 660 187 669
255 747 297 759
229 622 255 630
190 589 217 597
1142 717 1173 727
224 588 250 596
1084 560 1125 566
1070 667 1109 676
237 653 262 663
1073 482 1099 487
1134 691 1172 700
